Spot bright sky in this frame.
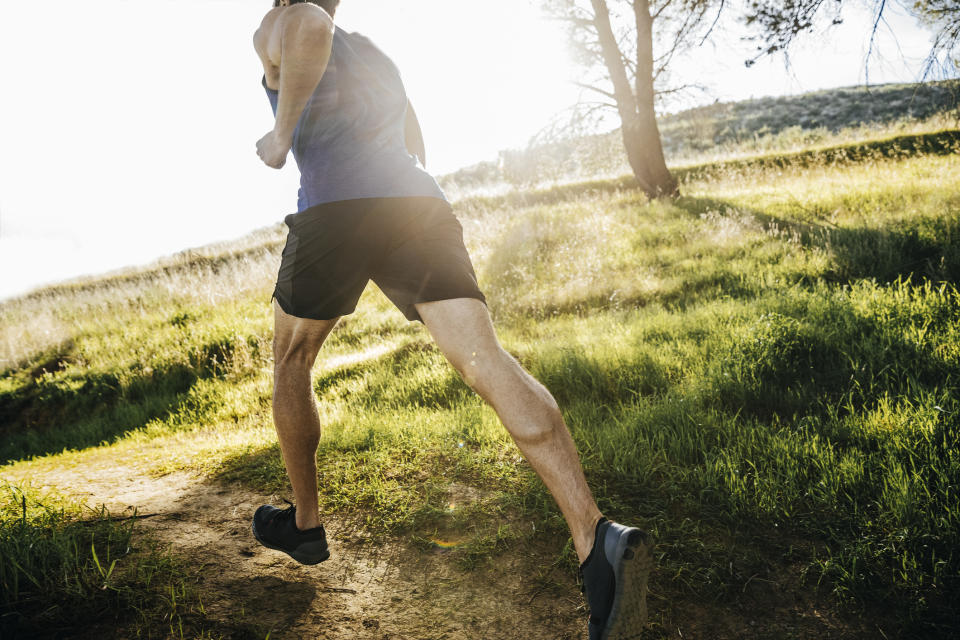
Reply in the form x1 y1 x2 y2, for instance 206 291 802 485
0 0 940 301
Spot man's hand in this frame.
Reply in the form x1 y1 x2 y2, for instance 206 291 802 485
256 130 292 169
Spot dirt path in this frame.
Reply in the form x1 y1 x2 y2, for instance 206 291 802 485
4 445 889 640
4 451 585 640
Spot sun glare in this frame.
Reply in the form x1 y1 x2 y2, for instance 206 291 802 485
336 1 579 175
0 0 937 300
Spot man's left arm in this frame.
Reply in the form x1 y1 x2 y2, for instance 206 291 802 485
404 100 427 169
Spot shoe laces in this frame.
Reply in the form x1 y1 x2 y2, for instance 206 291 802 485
270 499 297 524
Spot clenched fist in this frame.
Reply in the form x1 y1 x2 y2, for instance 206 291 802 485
256 130 292 169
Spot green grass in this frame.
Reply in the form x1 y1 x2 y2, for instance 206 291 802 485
2 133 960 637
0 484 232 639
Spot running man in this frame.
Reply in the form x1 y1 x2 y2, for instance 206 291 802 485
249 1 653 638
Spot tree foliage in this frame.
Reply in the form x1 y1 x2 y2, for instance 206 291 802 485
743 0 960 77
912 0 960 73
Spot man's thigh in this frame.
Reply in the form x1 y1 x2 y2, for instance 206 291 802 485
414 298 501 371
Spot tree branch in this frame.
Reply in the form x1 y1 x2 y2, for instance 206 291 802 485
655 82 706 96
574 81 618 101
590 0 640 117
699 0 726 46
651 0 676 21
864 0 887 85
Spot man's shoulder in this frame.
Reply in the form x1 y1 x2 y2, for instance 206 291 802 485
258 4 334 40
280 3 335 31
256 6 285 34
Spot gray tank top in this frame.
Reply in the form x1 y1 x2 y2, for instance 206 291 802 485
263 27 446 211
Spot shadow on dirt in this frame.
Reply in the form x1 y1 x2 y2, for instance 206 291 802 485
205 575 317 638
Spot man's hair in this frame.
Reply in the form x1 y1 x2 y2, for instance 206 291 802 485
273 0 339 17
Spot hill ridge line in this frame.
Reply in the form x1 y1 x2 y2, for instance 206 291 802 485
455 128 960 211
5 128 958 305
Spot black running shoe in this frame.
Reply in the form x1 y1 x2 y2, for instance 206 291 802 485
579 518 653 640
251 501 330 565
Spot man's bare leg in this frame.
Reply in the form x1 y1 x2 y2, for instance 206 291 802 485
415 298 603 563
272 300 339 531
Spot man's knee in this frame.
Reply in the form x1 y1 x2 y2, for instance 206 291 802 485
510 389 562 447
273 305 338 373
465 351 562 438
273 334 323 372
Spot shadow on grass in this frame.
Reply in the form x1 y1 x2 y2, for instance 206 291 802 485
0 366 201 465
674 129 960 184
212 441 287 491
0 329 270 464
674 195 960 285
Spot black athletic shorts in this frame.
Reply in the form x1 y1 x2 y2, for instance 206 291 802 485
272 197 486 322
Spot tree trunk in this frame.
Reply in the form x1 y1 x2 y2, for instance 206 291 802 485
620 114 678 199
629 0 678 198
591 0 678 199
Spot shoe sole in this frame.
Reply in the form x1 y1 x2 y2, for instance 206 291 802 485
603 528 653 640
251 521 331 566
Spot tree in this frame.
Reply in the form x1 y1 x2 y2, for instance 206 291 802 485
743 1 960 79
544 0 723 200
912 1 960 75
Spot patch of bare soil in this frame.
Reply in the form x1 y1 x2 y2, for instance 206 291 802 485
4 450 890 639
5 456 585 639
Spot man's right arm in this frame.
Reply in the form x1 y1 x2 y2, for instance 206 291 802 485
254 4 334 168
272 5 334 145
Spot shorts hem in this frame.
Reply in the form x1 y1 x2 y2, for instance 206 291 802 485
271 292 356 322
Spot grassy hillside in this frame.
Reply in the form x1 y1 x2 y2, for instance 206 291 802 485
659 79 960 149
441 79 960 195
2 129 960 637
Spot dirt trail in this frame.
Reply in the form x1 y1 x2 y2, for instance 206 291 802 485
5 454 585 640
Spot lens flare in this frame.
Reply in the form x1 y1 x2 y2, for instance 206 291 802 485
429 538 462 550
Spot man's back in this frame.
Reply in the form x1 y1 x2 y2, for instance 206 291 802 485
259 11 444 210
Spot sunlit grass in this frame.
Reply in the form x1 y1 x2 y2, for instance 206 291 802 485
667 111 960 166
0 234 283 372
2 140 960 636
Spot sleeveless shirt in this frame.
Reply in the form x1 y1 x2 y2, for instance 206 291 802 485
263 27 446 212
